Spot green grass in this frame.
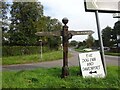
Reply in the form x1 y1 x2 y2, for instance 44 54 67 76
2 66 120 88
2 50 63 65
75 48 85 52
0 71 1 89
105 52 120 56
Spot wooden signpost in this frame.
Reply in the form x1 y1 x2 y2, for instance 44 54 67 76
35 18 94 78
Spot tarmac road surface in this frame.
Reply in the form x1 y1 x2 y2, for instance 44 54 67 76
2 49 119 71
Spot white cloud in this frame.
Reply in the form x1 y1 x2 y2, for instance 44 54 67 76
39 0 118 41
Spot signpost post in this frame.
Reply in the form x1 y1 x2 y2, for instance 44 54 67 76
61 18 69 78
39 39 42 59
35 17 94 78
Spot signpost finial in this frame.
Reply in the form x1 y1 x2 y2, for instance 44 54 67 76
62 17 69 25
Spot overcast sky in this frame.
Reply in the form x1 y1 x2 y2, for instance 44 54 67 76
39 0 118 41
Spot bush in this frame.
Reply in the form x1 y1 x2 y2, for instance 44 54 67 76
2 46 51 57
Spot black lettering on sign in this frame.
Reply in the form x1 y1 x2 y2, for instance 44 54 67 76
86 54 89 57
90 65 100 70
89 54 92 57
95 65 100 70
83 67 90 71
82 65 100 71
90 66 96 70
87 62 94 66
89 71 97 74
86 54 92 58
82 58 89 63
90 58 96 62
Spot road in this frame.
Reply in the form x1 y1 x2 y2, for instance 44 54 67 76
2 49 120 71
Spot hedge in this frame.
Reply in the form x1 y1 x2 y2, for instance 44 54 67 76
109 47 120 53
2 46 50 57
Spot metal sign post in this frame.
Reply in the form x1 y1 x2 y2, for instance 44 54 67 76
35 17 94 78
95 11 107 76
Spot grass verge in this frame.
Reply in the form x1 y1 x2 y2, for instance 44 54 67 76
105 52 120 56
2 66 120 88
2 50 64 65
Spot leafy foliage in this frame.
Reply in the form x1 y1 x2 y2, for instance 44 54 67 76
102 26 112 46
69 40 78 47
36 16 62 50
2 46 49 57
102 26 116 47
9 2 43 46
2 1 62 50
1 2 10 45
93 40 99 47
86 35 95 48
114 21 120 35
102 22 120 47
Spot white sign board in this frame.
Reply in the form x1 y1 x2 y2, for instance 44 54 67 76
84 0 120 13
79 51 105 78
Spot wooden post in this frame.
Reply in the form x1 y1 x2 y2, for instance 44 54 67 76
61 18 69 78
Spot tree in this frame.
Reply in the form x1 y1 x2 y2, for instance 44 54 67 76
102 26 114 47
47 18 62 50
9 2 43 46
1 2 10 45
36 16 50 32
113 21 120 47
114 21 120 35
69 40 78 47
93 40 99 47
77 41 83 48
86 35 95 48
36 16 62 50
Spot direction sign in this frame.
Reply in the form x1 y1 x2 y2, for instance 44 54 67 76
84 0 120 13
35 30 94 36
79 51 105 78
35 31 61 36
68 30 94 35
